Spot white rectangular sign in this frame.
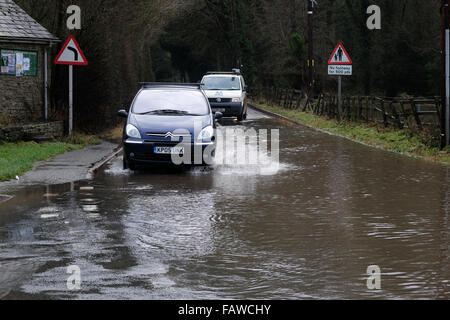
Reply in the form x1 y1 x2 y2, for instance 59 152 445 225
328 65 352 76
16 52 23 77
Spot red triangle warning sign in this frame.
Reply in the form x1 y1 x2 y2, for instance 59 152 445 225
54 35 88 66
328 42 352 65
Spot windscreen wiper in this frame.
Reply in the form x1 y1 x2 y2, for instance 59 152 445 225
137 109 201 116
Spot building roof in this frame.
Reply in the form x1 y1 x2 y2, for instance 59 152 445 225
0 0 59 43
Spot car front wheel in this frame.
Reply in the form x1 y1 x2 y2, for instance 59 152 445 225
237 109 245 122
123 156 136 171
123 156 128 170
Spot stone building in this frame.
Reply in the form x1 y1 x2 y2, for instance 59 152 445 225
0 0 59 124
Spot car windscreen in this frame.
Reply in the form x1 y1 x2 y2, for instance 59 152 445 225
202 76 241 91
132 89 210 115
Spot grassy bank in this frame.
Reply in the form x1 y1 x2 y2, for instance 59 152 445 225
100 125 124 141
0 133 101 182
251 101 450 165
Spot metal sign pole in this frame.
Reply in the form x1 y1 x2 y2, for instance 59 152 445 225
338 76 343 118
69 65 73 136
447 15 450 147
308 0 314 97
442 0 450 147
44 47 48 121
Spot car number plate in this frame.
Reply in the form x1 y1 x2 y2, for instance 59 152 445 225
154 147 185 155
213 108 226 113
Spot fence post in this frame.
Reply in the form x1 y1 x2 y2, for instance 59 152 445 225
296 91 302 109
435 96 442 125
371 97 376 122
315 94 321 114
351 97 356 121
390 100 403 129
290 90 295 109
348 97 352 120
358 97 363 121
410 98 423 130
381 99 388 127
365 96 369 121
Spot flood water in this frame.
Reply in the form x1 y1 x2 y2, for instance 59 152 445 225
0 108 448 299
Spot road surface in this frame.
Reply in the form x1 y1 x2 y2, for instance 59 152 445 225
0 108 449 299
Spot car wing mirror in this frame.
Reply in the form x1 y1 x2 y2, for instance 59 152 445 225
117 110 129 118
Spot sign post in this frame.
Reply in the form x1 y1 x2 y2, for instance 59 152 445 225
328 42 352 119
54 35 88 135
69 65 73 135
338 75 342 115
442 0 450 147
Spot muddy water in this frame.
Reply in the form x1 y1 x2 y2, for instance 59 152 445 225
0 109 448 299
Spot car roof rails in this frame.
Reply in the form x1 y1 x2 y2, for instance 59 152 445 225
206 69 241 76
139 82 202 89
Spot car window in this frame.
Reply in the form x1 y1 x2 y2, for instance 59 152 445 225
132 89 210 115
202 76 241 91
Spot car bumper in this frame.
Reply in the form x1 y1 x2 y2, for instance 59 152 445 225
209 102 243 117
124 140 215 166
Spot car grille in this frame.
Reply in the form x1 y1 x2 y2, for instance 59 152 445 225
208 98 232 103
146 132 191 138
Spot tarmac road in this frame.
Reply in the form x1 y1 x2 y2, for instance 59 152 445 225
0 107 449 300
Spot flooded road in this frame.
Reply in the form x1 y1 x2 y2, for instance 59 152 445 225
0 108 449 299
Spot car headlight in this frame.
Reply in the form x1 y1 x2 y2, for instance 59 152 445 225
126 124 141 139
232 97 242 103
198 126 214 142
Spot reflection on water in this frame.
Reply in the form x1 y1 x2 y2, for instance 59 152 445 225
0 113 449 299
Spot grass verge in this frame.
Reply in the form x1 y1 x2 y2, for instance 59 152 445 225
60 132 102 146
251 101 450 165
100 125 124 141
0 133 101 182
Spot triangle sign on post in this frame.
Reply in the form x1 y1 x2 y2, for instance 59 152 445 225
54 35 88 136
54 35 88 65
328 42 352 65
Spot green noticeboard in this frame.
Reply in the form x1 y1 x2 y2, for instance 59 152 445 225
0 48 38 76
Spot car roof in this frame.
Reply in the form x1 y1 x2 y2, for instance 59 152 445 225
203 74 241 78
140 83 202 90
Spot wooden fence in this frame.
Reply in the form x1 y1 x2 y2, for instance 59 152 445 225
251 87 442 130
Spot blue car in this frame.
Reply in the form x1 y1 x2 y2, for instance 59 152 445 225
117 83 223 170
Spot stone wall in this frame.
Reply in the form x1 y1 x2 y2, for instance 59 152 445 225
0 42 50 124
0 121 64 142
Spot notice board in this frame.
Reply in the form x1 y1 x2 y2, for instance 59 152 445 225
0 48 38 76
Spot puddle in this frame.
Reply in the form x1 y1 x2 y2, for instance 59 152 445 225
0 195 13 204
